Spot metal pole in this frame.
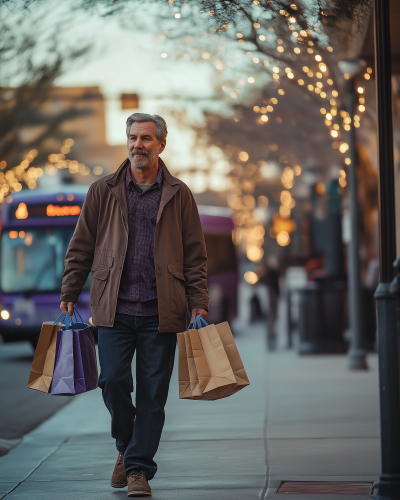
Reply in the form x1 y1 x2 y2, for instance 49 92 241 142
346 79 368 370
374 0 400 498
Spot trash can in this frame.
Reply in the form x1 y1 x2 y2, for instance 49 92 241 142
298 279 347 354
298 282 323 354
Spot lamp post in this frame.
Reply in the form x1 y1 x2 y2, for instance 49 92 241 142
337 58 368 370
374 1 400 499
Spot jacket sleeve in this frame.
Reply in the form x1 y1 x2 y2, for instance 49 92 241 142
60 184 99 303
181 189 209 312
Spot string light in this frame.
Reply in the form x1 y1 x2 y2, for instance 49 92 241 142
171 13 370 257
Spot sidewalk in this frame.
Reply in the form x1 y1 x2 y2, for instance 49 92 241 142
0 324 380 499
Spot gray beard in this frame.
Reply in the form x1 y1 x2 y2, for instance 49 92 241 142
128 146 159 170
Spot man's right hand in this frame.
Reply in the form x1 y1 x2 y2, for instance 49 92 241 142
60 301 75 317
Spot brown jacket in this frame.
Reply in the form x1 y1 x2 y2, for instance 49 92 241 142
60 158 209 332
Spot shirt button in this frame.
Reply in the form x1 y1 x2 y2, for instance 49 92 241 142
119 266 122 270
156 271 161 275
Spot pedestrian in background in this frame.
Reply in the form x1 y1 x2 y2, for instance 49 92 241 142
262 256 280 350
60 113 209 497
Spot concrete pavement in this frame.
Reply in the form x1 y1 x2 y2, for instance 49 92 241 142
0 342 70 457
0 324 380 498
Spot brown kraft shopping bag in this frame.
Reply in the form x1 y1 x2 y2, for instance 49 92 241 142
177 331 193 399
214 321 250 392
189 321 237 400
27 321 63 393
183 330 204 399
177 329 206 399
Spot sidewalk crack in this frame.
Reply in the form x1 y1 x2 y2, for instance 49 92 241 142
3 437 69 498
259 349 272 499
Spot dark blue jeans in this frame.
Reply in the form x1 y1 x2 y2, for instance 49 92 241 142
98 314 176 480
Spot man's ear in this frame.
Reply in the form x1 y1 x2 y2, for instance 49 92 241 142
159 140 166 154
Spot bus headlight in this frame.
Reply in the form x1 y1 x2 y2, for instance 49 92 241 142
1 310 10 320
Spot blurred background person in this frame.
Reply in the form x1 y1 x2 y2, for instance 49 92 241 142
261 256 280 350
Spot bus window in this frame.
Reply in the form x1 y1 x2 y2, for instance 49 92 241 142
1 227 91 294
204 233 237 276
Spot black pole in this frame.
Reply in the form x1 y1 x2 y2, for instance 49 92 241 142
346 79 367 370
374 0 400 498
375 3 397 279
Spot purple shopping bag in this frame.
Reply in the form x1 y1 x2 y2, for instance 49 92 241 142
51 310 98 396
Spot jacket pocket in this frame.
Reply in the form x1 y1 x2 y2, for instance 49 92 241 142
90 265 110 306
168 264 186 314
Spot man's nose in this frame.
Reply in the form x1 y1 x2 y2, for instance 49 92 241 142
134 137 144 149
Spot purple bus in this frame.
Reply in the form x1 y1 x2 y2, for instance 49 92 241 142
0 190 237 347
0 187 91 346
197 206 238 325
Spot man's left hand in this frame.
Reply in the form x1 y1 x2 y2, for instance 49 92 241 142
191 308 208 323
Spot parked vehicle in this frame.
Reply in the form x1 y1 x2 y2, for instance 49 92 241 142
198 206 238 325
0 187 91 346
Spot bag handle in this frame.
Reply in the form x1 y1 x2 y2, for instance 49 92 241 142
65 308 84 329
72 307 84 323
194 315 209 328
54 313 65 325
54 307 83 328
187 315 209 330
54 311 78 326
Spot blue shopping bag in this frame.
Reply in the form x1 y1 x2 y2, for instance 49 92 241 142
51 309 98 396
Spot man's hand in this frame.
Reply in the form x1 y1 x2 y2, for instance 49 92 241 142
191 308 208 324
60 301 75 317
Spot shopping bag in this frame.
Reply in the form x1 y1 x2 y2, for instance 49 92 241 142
177 332 193 399
177 316 249 401
213 320 250 392
178 325 209 399
189 317 236 400
27 319 64 393
51 309 98 396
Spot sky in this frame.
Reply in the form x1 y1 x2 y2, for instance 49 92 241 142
49 1 234 192
3 0 272 192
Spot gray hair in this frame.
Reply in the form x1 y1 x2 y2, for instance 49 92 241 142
126 113 168 142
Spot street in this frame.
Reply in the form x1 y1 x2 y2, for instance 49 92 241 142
0 323 380 499
0 341 70 457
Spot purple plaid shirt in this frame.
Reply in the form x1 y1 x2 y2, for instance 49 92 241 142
116 164 163 316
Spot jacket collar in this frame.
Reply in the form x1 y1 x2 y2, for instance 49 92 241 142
106 157 179 188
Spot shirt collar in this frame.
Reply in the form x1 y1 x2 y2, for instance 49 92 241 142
126 163 163 190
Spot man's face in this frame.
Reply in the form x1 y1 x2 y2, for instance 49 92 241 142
127 121 166 170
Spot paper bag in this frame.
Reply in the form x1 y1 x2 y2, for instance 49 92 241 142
177 330 204 399
177 316 249 401
214 321 250 392
177 332 192 399
51 317 98 396
27 322 64 393
190 323 237 400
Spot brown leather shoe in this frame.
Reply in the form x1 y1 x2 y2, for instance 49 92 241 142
110 452 127 488
127 472 151 497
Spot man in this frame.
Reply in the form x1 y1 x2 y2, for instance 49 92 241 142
60 113 209 497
